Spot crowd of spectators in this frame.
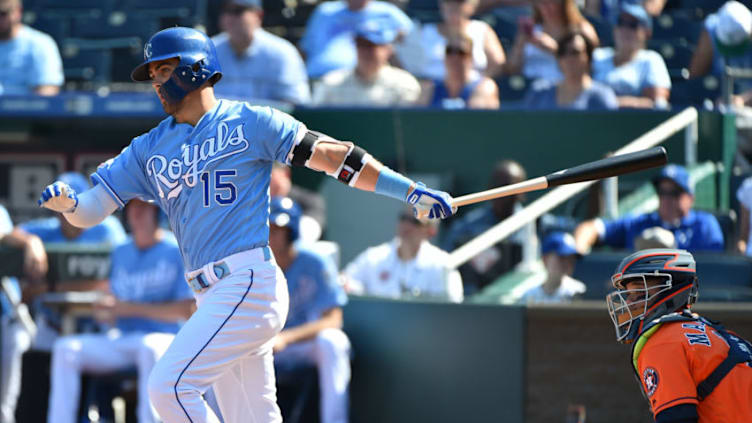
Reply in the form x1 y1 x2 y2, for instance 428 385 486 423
2 0 750 111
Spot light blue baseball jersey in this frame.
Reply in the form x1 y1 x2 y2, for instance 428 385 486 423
109 234 193 334
284 248 347 329
19 215 127 246
93 100 304 271
300 0 413 78
0 25 64 95
592 47 672 97
212 29 311 105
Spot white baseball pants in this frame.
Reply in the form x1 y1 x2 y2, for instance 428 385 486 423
47 330 175 423
148 248 289 423
275 328 351 423
1 318 31 423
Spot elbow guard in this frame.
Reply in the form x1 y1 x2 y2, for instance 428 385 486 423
330 144 371 187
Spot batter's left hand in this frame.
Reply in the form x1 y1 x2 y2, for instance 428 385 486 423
407 182 456 220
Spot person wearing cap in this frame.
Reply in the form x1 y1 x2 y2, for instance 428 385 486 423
46 198 194 423
312 20 421 106
591 3 671 109
343 207 464 303
518 232 585 304
0 0 63 95
690 1 752 107
421 33 500 109
211 0 310 105
397 0 505 80
574 164 725 254
267 197 351 423
300 0 413 79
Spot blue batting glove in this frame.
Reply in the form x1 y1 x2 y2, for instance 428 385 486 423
38 181 79 213
406 182 456 220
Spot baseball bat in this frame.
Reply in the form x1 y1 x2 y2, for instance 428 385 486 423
451 146 667 208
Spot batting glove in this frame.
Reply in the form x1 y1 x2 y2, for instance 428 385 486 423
38 181 79 213
407 182 456 220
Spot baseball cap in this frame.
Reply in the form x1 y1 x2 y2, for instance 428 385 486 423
541 232 579 256
57 172 90 194
619 3 652 31
714 1 752 57
652 164 693 195
355 20 398 45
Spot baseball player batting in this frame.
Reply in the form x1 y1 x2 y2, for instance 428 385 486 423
37 27 454 423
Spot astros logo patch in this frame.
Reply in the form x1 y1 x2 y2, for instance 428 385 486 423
643 367 659 397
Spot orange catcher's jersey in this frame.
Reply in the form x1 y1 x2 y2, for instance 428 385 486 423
636 321 752 422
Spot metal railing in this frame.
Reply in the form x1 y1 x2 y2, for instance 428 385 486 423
447 107 699 270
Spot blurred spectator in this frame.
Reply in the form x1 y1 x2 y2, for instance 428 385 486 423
689 1 752 107
300 0 413 79
584 0 667 22
504 0 599 83
0 0 63 95
398 0 505 80
574 164 725 253
592 4 671 109
519 232 584 304
212 0 310 104
565 403 587 423
312 20 421 107
13 172 126 349
0 204 33 423
271 162 327 242
344 207 463 303
524 31 618 110
47 199 193 423
736 175 752 255
268 197 351 423
442 160 537 295
633 226 676 250
420 33 500 109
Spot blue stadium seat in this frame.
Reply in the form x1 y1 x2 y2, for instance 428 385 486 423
487 13 517 46
496 75 531 106
61 44 113 83
121 0 207 26
586 14 614 48
406 0 441 23
23 12 69 41
651 13 702 44
679 0 728 19
653 42 693 77
70 13 159 44
670 76 720 108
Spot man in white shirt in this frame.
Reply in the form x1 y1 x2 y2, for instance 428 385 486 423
344 209 463 303
312 20 421 107
519 232 585 305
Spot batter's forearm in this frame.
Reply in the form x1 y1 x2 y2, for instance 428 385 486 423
64 185 119 228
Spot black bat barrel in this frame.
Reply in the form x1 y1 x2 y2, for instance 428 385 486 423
545 146 668 187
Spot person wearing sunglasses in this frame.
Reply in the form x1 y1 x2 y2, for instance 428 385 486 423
574 164 724 254
343 207 464 303
591 3 671 109
0 0 63 96
421 33 499 109
211 0 310 105
523 31 618 110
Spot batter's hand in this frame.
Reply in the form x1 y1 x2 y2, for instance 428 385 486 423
38 181 79 213
407 183 456 220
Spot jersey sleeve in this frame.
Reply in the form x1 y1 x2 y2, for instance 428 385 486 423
252 106 306 164
698 213 725 251
29 34 64 87
737 177 752 209
644 51 672 90
602 216 633 247
92 139 156 208
638 340 699 417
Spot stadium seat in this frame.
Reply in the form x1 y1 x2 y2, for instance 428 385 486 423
121 0 207 26
654 42 694 78
262 0 320 28
406 0 441 23
586 14 614 48
679 0 728 19
496 75 531 106
651 13 702 44
62 47 113 83
70 12 160 43
23 12 69 41
487 13 517 46
670 76 720 108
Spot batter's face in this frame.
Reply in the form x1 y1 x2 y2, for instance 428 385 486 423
148 58 181 114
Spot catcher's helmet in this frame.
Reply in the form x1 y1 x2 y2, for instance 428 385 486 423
131 27 222 104
269 196 301 242
606 248 698 343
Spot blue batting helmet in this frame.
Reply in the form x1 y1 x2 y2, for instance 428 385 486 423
269 197 301 242
131 27 222 104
